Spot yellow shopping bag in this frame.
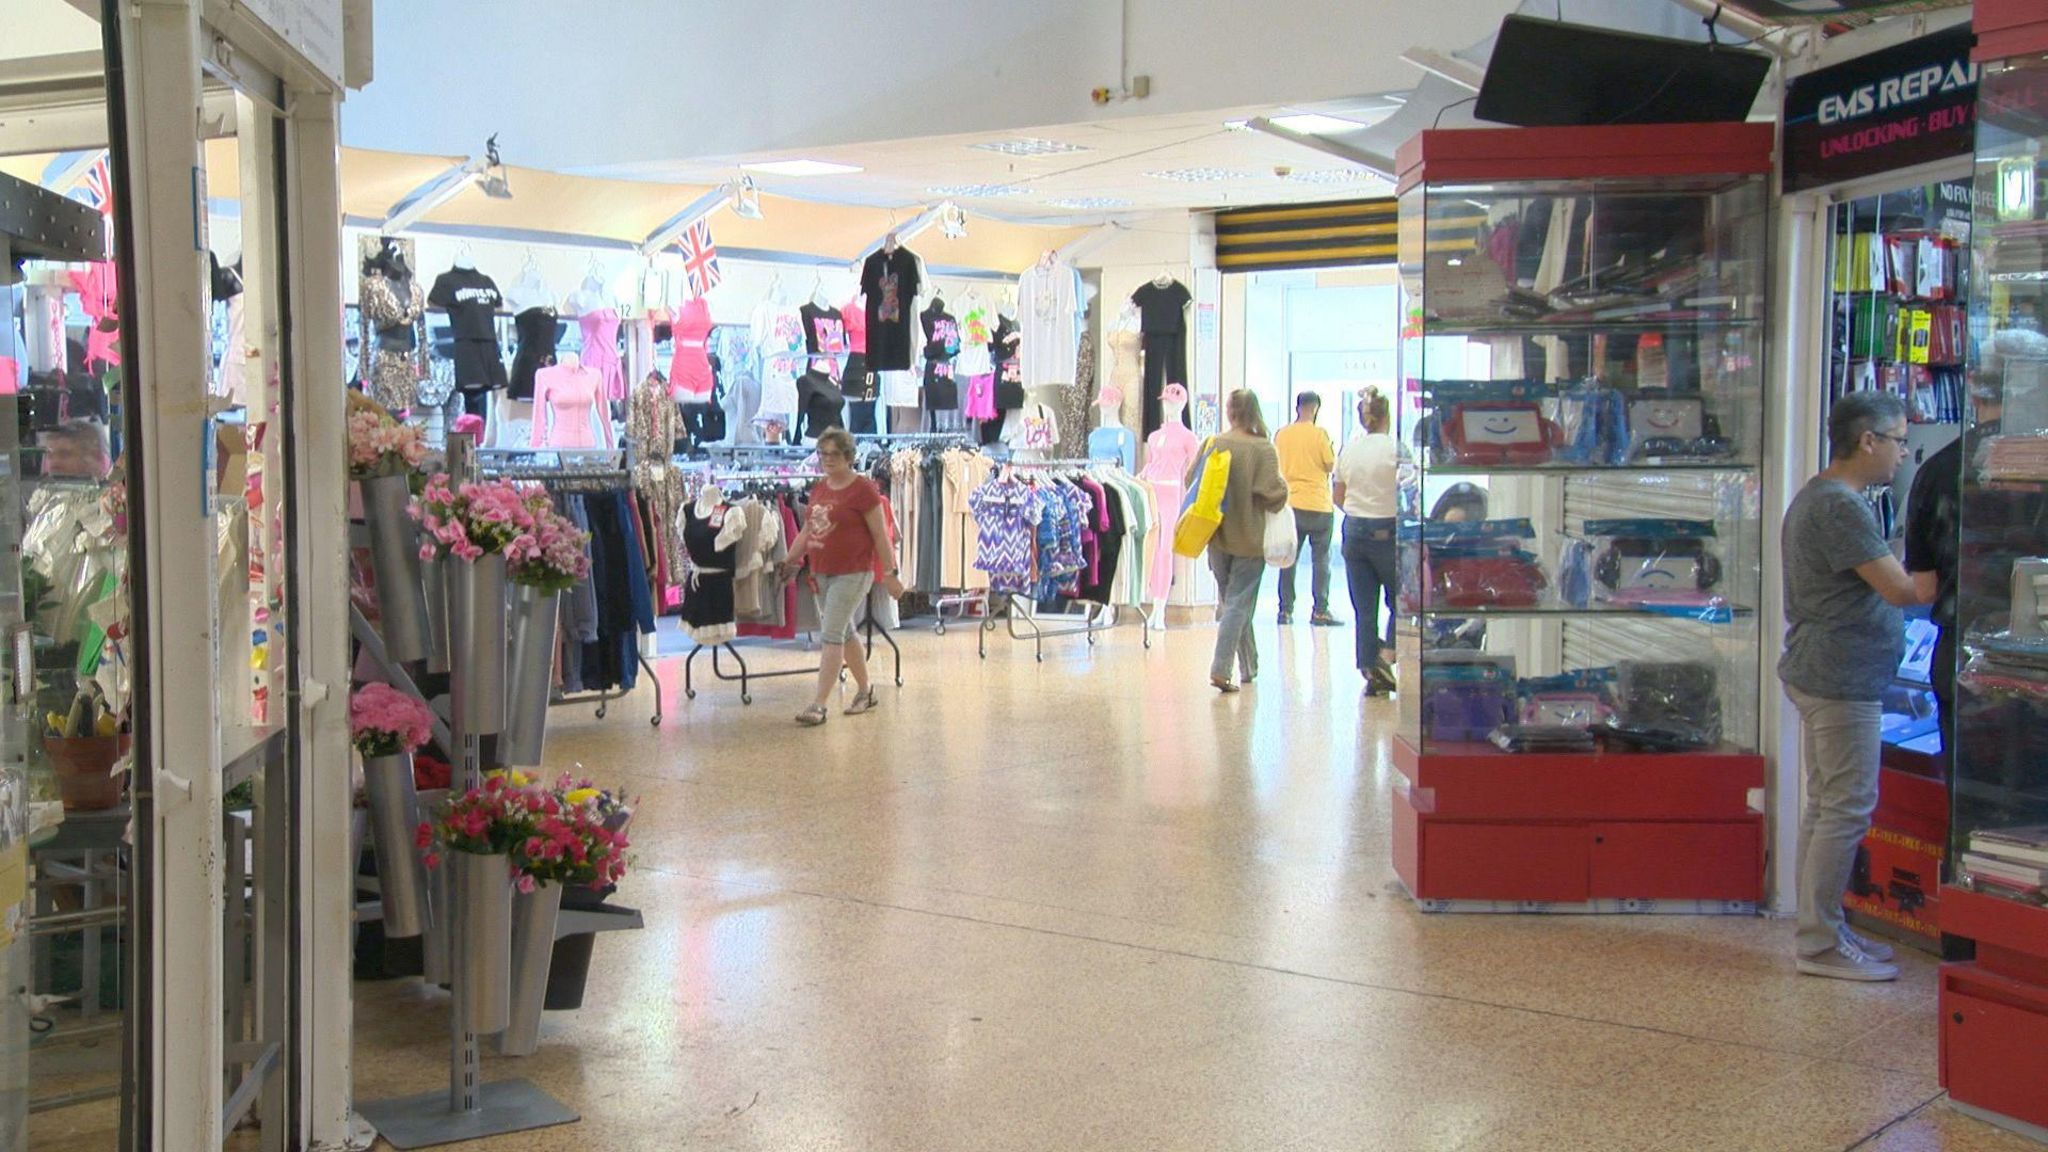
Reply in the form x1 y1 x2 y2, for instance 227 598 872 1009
1172 439 1231 558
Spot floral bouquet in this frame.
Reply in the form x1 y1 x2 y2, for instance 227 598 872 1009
347 404 431 480
506 492 591 594
410 474 537 562
348 682 435 758
417 772 542 868
514 776 633 891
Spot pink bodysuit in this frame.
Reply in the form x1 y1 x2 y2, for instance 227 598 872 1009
841 296 868 355
577 309 626 401
1140 422 1201 601
668 296 715 400
532 364 611 449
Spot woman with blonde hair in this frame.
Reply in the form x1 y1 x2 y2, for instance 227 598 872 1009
1334 386 1413 695
1192 389 1290 692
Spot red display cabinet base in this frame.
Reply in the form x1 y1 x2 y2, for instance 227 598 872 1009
1939 887 2048 1140
1847 754 1948 949
1392 738 1765 912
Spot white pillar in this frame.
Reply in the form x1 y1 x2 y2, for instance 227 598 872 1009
120 1 225 1147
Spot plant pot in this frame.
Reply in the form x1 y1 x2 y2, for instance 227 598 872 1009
421 554 452 675
361 472 430 664
500 585 560 767
448 552 507 736
497 881 563 1056
452 849 512 1035
44 734 130 811
362 752 431 939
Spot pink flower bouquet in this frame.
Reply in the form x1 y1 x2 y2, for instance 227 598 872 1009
409 474 537 563
347 407 431 480
348 682 436 758
505 496 592 594
417 772 542 870
515 776 633 890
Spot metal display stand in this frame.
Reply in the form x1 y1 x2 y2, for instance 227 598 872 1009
358 435 577 1148
685 611 900 704
973 459 1155 661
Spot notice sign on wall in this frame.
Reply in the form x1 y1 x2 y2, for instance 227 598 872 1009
1782 25 1978 194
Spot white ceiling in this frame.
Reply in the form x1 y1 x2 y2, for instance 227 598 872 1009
575 95 1412 224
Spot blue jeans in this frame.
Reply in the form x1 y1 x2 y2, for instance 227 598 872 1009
1278 509 1334 617
1208 551 1267 682
1342 516 1398 673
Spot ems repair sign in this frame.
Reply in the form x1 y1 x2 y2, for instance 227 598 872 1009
1783 25 1978 193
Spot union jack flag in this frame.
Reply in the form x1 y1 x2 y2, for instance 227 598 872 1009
79 153 112 216
678 219 721 297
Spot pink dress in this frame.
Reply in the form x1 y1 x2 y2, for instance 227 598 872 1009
577 308 626 400
532 364 610 448
841 296 868 354
668 297 715 400
962 375 997 421
1140 423 1200 600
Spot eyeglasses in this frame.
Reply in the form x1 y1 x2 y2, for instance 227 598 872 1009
1871 430 1910 449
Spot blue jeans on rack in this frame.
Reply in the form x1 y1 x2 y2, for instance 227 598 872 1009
1208 551 1267 683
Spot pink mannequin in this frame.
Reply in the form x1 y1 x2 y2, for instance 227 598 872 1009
1140 383 1200 625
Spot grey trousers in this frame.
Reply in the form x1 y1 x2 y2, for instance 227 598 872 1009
1208 550 1267 682
1278 508 1334 616
1786 686 1882 957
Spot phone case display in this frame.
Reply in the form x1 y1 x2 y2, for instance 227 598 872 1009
1390 124 1771 911
1939 49 2048 1140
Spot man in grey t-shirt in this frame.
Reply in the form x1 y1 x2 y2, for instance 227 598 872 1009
1780 390 1930 982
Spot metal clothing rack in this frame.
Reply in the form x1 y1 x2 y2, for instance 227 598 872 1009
684 609 901 705
854 433 989 633
480 459 667 726
976 457 1154 660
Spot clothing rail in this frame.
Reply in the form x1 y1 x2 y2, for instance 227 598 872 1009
853 432 975 444
974 460 1154 658
477 447 629 471
684 607 900 705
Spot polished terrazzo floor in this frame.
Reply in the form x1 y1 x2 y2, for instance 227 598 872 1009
339 612 2035 1152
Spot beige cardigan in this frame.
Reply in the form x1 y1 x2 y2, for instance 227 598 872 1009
1187 430 1290 559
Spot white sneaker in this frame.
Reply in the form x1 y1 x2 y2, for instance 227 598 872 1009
1841 926 1895 963
1796 940 1898 982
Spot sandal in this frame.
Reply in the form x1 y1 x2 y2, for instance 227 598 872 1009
1210 677 1240 694
795 706 829 727
843 687 879 716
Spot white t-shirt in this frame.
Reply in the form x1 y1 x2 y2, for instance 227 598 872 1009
1017 259 1081 387
1335 432 1409 518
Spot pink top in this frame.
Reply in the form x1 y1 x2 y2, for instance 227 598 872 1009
577 309 626 401
841 296 867 354
668 297 715 400
532 364 611 449
1141 422 1200 484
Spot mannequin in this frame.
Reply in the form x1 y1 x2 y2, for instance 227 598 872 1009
566 266 626 403
1002 384 1061 463
1087 385 1136 471
1108 302 1143 404
531 351 612 449
669 293 717 448
358 239 427 414
1140 384 1201 628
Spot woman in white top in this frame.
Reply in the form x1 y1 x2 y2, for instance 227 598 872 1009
1333 386 1412 695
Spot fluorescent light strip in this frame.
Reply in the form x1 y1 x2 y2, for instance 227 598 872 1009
1268 113 1366 135
1145 168 1251 183
925 183 1029 198
970 137 1091 157
1045 196 1134 210
743 159 863 177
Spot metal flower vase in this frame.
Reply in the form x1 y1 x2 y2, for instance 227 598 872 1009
500 585 561 767
362 472 430 664
452 850 513 1035
420 554 452 675
448 552 508 736
362 753 431 939
497 881 565 1056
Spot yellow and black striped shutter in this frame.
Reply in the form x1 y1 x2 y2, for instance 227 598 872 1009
1212 198 1398 273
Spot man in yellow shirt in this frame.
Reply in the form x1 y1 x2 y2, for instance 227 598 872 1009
1273 391 1342 626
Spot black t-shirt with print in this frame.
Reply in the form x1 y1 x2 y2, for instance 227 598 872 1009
427 268 505 341
800 302 847 356
1130 279 1192 335
860 247 922 370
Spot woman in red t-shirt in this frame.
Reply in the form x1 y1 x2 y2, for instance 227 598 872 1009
789 428 905 725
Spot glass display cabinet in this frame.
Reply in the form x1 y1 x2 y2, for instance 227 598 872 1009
1389 124 1773 912
1939 43 2048 1141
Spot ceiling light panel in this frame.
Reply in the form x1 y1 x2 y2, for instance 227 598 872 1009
1283 168 1376 185
743 159 864 177
1268 113 1366 135
1146 168 1252 183
926 183 1030 198
970 137 1091 157
1045 196 1134 210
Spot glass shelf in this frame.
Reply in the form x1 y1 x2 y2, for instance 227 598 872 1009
1421 317 1761 338
1413 603 1755 620
1423 460 1758 477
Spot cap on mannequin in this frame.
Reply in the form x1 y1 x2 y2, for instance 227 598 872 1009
1097 385 1125 428
1161 383 1188 413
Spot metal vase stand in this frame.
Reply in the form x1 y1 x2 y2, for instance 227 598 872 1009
685 605 901 705
359 433 578 1148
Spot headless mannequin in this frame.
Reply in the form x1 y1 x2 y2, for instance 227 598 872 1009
1003 384 1062 462
532 351 610 449
1087 386 1137 471
1140 391 1200 629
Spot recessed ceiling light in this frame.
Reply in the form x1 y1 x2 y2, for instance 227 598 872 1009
1145 167 1251 183
1268 113 1367 135
971 138 1090 157
742 159 863 177
1282 168 1374 184
1045 196 1134 210
926 183 1030 198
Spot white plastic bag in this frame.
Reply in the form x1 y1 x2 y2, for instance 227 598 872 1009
1263 508 1299 569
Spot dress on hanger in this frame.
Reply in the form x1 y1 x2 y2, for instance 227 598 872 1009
531 362 610 449
359 270 427 412
668 296 716 401
576 308 626 401
1017 256 1082 388
1108 328 1143 399
680 500 741 645
508 307 559 400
